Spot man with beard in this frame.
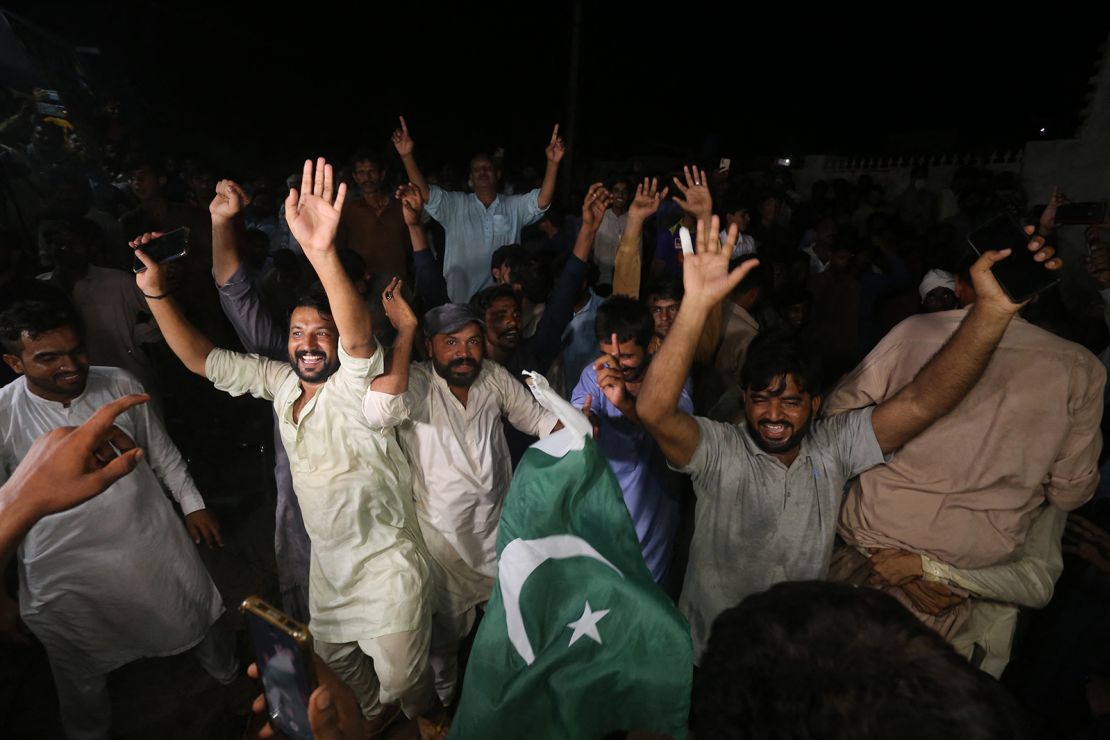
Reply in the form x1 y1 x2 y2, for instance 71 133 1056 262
133 159 446 737
392 116 565 303
0 299 230 739
336 151 410 287
571 295 691 584
636 216 1062 662
362 302 559 706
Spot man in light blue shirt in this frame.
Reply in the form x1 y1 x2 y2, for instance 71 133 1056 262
571 295 692 583
392 115 565 302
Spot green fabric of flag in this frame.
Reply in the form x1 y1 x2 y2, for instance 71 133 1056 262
449 431 693 739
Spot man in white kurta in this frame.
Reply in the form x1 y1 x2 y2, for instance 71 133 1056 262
362 303 558 703
0 366 229 739
206 340 438 718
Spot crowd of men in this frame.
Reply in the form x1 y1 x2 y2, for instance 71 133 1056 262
2 103 1110 740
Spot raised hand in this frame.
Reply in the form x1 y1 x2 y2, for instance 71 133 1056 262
395 183 424 226
209 179 251 222
628 177 669 223
593 335 633 413
969 225 1060 313
671 165 713 220
1084 243 1110 288
392 115 414 158
285 158 347 256
381 277 417 333
130 231 173 298
681 217 760 312
580 182 612 233
1039 185 1067 232
545 124 566 164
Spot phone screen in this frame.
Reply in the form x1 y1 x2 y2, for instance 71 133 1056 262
245 609 315 740
966 214 1058 303
132 227 190 273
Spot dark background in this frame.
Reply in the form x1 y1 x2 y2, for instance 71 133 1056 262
5 1 1110 174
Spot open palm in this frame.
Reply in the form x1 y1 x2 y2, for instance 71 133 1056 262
285 158 347 255
682 217 759 309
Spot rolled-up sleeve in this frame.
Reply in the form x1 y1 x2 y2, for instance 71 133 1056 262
205 348 291 401
510 188 549 227
1045 359 1106 511
363 391 409 430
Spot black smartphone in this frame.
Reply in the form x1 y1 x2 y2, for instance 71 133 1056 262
241 596 318 740
132 227 189 273
966 214 1059 304
1054 201 1107 225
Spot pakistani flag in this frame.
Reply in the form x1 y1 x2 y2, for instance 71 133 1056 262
448 372 693 739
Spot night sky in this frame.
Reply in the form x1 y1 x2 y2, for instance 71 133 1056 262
5 2 1110 176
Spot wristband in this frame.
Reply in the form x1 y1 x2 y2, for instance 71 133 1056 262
143 291 171 300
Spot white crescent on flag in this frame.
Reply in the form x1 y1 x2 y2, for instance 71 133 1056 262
499 535 624 665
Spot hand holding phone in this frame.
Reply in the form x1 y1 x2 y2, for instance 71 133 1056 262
241 596 318 740
130 227 189 273
966 215 1060 304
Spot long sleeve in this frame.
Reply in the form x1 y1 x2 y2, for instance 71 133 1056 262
129 382 205 515
527 255 589 373
413 249 449 311
1044 358 1106 511
216 265 286 360
921 505 1066 609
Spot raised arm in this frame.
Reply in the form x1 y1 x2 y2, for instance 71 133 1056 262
870 229 1061 454
392 116 429 202
527 184 610 371
613 177 668 299
132 233 216 376
537 124 566 210
397 182 449 310
209 179 251 287
637 218 759 467
671 165 714 224
370 277 418 394
286 158 375 357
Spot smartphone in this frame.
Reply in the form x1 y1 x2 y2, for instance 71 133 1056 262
1054 201 1107 225
966 214 1059 303
241 596 317 740
132 227 190 273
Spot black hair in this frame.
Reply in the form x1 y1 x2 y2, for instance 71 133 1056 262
287 282 333 324
507 254 553 305
693 581 1026 740
645 278 684 304
470 284 520 316
739 331 822 395
0 299 82 355
350 149 384 170
728 255 763 296
491 243 522 272
594 295 654 349
122 154 164 177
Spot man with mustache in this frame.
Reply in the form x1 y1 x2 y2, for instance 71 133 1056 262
571 295 692 585
133 159 446 737
363 299 559 707
392 115 565 303
636 216 1062 662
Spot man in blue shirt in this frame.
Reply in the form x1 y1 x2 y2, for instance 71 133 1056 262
392 115 565 303
571 295 692 583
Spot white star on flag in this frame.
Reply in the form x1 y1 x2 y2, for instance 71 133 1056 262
566 601 610 647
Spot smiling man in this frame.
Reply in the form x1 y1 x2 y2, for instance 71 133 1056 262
571 295 692 584
363 302 559 706
0 299 230 739
133 159 446 736
636 217 1062 661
